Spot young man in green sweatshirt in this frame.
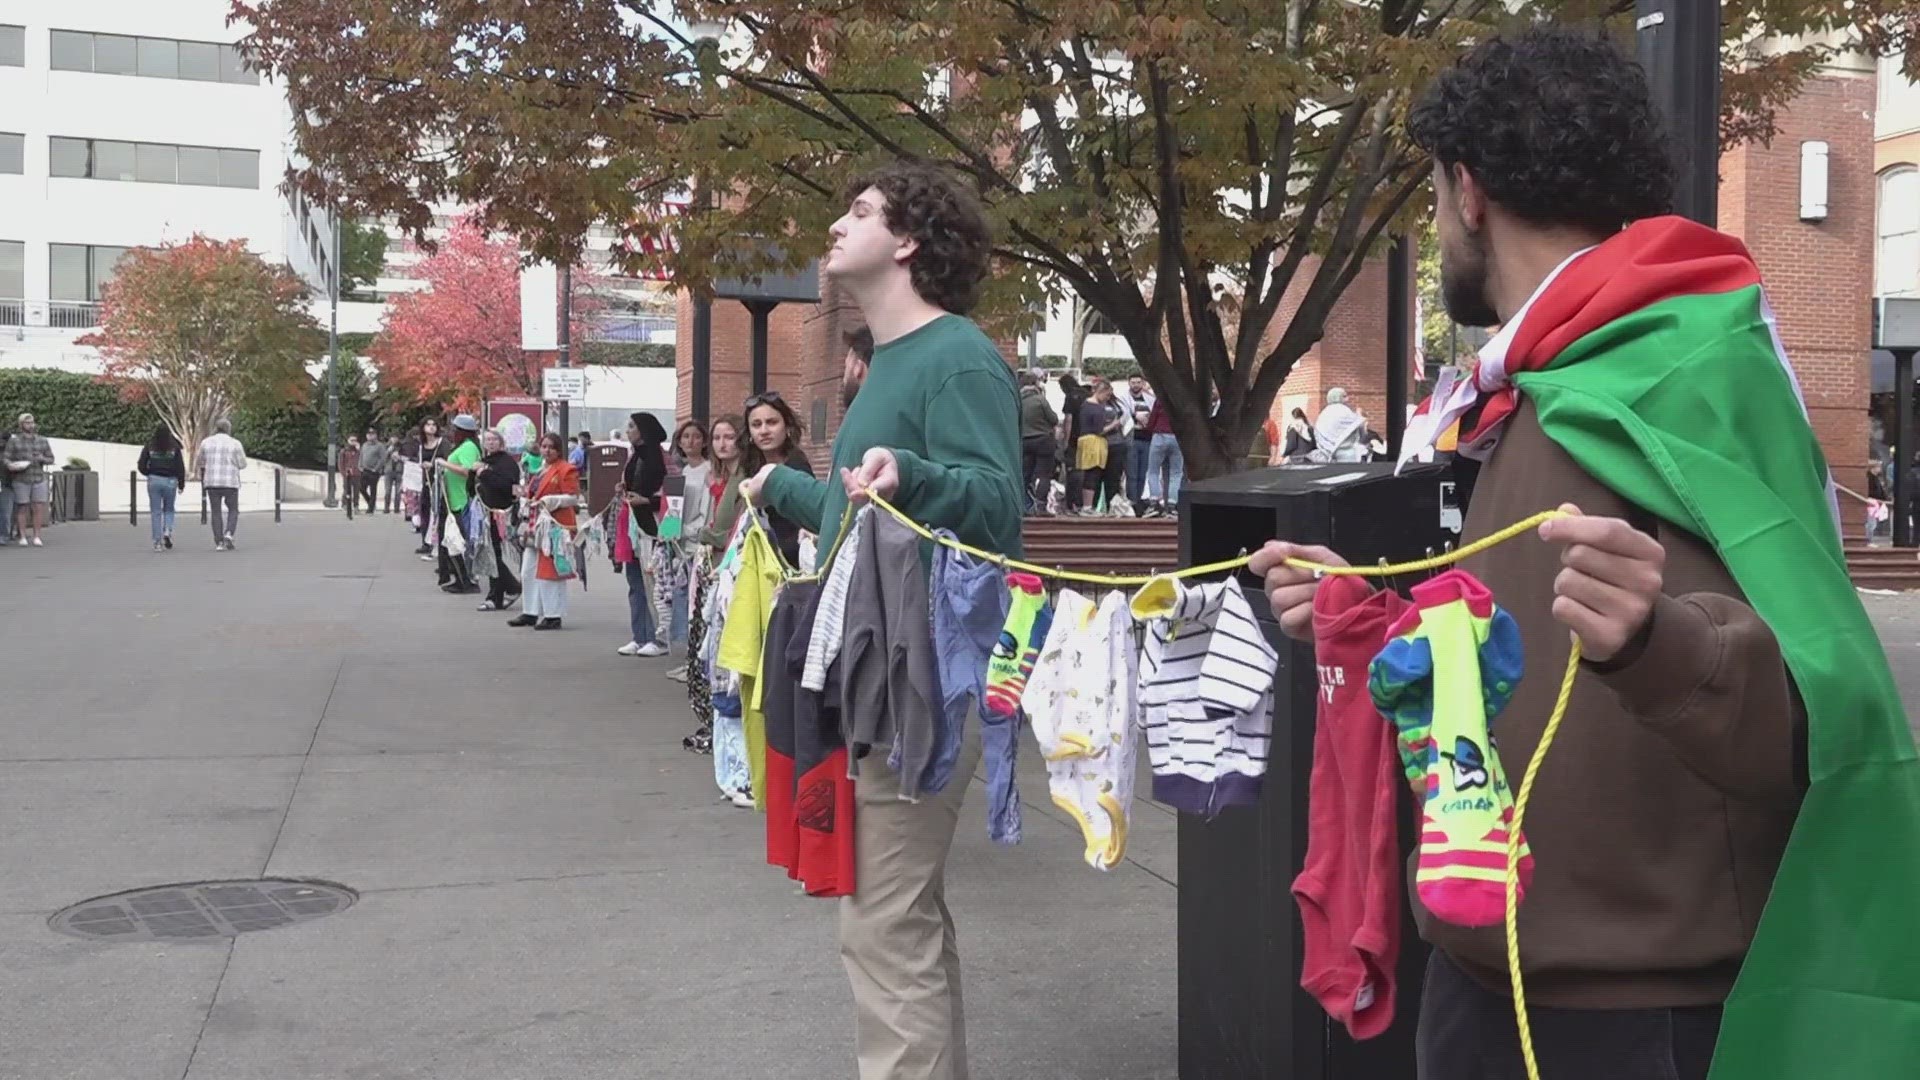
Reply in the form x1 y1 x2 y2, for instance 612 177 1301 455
745 160 1022 1080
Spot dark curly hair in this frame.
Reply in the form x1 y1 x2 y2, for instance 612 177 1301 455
1407 25 1675 233
841 160 992 313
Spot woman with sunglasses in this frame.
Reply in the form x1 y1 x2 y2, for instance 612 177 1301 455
738 392 815 566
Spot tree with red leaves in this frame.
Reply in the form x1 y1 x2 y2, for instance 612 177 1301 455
82 234 322 465
370 216 602 411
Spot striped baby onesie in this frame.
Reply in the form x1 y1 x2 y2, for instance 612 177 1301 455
1130 577 1279 817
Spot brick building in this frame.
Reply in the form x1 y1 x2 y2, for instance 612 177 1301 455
675 59 1885 494
1271 55 1883 501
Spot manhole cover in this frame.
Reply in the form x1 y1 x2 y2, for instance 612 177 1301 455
50 879 356 942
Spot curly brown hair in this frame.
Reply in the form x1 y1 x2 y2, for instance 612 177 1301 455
841 160 992 314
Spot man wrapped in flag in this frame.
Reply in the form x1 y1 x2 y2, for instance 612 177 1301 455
1251 26 1917 1080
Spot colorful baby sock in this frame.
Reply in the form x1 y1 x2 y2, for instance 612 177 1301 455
1369 569 1529 929
983 573 1048 720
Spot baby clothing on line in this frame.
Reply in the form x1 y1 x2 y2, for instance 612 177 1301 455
760 581 820 880
802 509 867 692
1295 574 1411 1041
931 536 1019 839
1370 568 1529 929
716 524 784 811
1131 576 1279 817
1025 588 1140 870
840 509 944 801
786 583 856 897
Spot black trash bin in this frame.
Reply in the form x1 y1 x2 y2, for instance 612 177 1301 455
1174 461 1463 1080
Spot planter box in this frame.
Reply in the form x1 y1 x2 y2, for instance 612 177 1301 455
51 470 99 522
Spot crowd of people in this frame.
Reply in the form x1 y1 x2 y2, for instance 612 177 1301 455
384 386 841 696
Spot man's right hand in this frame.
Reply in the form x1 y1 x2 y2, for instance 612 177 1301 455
1247 542 1347 642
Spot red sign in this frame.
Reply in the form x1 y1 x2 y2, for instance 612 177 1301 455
485 398 544 454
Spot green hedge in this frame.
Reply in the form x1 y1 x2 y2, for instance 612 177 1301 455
0 364 384 470
0 368 161 444
578 341 675 367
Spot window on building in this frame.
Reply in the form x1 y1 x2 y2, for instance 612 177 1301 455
219 44 255 85
138 37 178 79
136 142 175 184
0 241 23 299
178 40 220 82
93 34 137 76
47 31 258 84
48 136 86 177
0 25 24 67
217 148 258 188
1879 54 1920 139
176 145 220 186
49 30 90 71
0 133 21 175
49 243 127 302
92 140 136 182
49 244 88 301
47 137 257 188
1879 167 1920 299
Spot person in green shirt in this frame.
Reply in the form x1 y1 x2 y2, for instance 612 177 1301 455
434 413 484 594
743 159 1020 1080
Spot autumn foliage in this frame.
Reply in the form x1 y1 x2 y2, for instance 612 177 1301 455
238 0 1918 475
369 216 602 411
81 234 322 464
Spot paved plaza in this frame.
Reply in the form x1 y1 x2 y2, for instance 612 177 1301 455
1 514 1916 1080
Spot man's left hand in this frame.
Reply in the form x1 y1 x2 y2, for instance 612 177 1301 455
841 447 899 503
1538 502 1665 663
741 463 780 505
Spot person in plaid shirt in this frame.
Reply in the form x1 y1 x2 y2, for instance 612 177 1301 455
5 412 56 547
196 419 248 550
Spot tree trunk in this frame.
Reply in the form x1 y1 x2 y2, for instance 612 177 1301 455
1069 297 1090 372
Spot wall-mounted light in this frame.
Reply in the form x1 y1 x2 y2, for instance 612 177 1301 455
1800 140 1830 222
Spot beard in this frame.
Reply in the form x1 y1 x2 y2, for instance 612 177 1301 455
1440 228 1501 328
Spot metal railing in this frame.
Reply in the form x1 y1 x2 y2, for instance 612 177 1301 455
0 298 23 325
49 301 99 329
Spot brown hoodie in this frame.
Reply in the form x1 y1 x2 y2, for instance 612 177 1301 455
1420 396 1806 1009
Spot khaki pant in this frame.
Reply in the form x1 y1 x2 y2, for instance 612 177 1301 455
840 722 984 1080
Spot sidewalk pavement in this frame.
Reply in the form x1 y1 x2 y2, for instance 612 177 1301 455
0 515 1179 1080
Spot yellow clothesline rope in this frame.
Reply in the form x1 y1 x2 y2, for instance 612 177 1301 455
739 482 1574 1080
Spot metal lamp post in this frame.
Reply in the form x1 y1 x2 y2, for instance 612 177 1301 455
324 214 341 508
687 18 726 424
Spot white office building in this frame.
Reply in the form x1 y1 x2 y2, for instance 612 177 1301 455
0 1 335 371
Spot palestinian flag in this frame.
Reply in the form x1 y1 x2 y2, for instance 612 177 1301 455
1451 216 1920 1077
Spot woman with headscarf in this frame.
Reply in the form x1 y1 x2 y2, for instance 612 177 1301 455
471 429 522 611
507 432 581 630
614 411 669 656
